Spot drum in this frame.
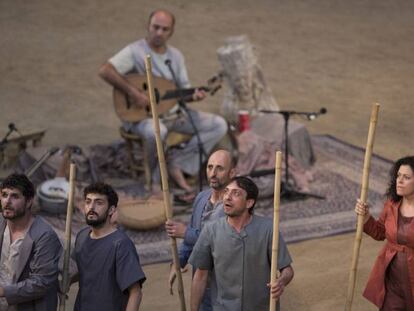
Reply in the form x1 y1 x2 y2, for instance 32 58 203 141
117 198 166 230
36 177 69 214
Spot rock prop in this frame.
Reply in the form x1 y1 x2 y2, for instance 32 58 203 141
217 35 279 123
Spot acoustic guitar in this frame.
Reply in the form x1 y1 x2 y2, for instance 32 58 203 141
113 73 223 122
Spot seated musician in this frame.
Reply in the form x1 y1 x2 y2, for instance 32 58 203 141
99 9 227 202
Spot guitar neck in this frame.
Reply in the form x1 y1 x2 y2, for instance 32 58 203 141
162 86 209 101
114 73 222 122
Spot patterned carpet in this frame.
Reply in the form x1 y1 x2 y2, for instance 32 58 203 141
257 134 392 243
42 135 393 265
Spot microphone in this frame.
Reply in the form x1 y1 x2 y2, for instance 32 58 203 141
307 107 327 120
8 123 16 131
164 59 171 66
8 122 22 135
1 123 19 145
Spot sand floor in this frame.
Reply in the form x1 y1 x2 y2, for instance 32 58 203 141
1 0 413 310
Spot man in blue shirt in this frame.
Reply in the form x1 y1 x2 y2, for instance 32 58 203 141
165 149 236 310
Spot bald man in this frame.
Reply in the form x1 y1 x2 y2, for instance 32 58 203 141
99 9 227 201
165 149 236 310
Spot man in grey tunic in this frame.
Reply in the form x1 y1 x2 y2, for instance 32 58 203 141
71 182 146 311
0 174 62 311
189 176 294 311
98 9 227 200
165 149 236 310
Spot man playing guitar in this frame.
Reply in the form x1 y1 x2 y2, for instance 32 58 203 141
99 9 227 202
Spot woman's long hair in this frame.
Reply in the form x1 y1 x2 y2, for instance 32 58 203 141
386 156 414 202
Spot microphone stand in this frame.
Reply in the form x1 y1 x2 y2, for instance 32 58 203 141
0 126 15 148
260 109 325 200
0 124 18 159
164 60 207 192
0 123 22 169
25 147 59 177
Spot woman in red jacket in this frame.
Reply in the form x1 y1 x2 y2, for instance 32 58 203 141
355 156 414 310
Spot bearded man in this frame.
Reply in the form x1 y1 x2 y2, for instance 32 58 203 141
165 149 236 310
72 182 146 311
0 173 62 311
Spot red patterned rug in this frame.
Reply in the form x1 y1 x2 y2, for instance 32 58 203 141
41 134 392 265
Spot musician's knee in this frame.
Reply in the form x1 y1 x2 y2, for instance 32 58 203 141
137 120 168 141
213 115 228 137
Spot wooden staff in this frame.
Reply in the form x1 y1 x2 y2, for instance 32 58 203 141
59 163 76 311
269 151 282 311
144 55 186 311
344 103 380 311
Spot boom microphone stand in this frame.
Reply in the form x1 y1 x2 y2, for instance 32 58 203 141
164 59 207 192
260 108 327 200
0 123 20 148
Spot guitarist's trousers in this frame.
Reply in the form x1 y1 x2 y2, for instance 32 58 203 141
123 109 228 183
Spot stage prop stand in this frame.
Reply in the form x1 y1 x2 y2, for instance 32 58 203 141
59 163 76 311
144 55 187 311
258 108 326 199
269 151 282 311
344 103 380 311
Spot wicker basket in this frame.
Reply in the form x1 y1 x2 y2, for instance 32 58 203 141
117 198 166 230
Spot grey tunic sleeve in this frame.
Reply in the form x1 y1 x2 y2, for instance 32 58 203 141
115 238 146 291
188 225 214 270
269 232 292 270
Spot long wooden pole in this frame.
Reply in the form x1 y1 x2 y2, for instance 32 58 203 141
269 151 283 311
344 103 380 311
144 55 186 311
59 163 76 311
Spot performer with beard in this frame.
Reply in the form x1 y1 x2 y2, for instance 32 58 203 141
165 149 236 310
0 174 62 311
71 182 146 311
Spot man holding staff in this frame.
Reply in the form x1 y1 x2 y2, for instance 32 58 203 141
71 182 146 311
189 176 294 311
0 174 62 310
165 149 236 310
98 9 227 202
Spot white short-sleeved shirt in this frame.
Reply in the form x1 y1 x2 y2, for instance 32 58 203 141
109 38 191 88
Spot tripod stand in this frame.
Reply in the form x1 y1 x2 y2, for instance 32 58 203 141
261 108 326 200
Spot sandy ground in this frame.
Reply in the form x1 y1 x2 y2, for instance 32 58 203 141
63 232 379 311
1 0 413 310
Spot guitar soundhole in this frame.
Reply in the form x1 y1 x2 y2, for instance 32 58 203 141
141 82 160 103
